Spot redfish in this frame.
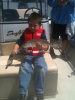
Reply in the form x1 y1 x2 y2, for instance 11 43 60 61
23 39 57 48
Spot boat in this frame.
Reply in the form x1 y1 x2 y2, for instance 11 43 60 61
0 0 75 100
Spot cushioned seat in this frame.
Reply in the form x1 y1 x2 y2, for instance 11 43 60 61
0 53 58 99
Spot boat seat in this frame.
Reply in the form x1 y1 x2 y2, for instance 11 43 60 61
3 9 19 21
0 53 58 100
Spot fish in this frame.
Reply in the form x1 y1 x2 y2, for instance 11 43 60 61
5 48 24 69
23 39 58 48
5 39 59 69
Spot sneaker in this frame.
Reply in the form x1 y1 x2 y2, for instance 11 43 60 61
17 94 27 100
61 51 68 61
36 94 44 100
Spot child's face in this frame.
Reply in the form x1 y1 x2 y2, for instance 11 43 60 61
28 20 41 33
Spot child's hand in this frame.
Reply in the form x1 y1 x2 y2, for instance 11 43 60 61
12 44 19 55
12 49 18 55
35 42 42 49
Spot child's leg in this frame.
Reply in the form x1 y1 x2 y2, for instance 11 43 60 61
33 55 47 94
19 55 33 95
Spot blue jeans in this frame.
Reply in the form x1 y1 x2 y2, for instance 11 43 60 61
19 54 47 95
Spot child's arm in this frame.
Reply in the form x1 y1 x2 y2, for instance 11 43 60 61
12 44 19 54
12 32 25 54
41 45 49 51
35 42 48 51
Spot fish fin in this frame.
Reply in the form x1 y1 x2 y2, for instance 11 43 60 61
5 54 13 69
50 43 58 48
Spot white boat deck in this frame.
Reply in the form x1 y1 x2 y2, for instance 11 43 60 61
45 49 75 100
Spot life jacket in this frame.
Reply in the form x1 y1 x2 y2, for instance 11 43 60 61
23 28 45 56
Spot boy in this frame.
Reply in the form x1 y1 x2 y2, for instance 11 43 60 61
12 13 48 100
